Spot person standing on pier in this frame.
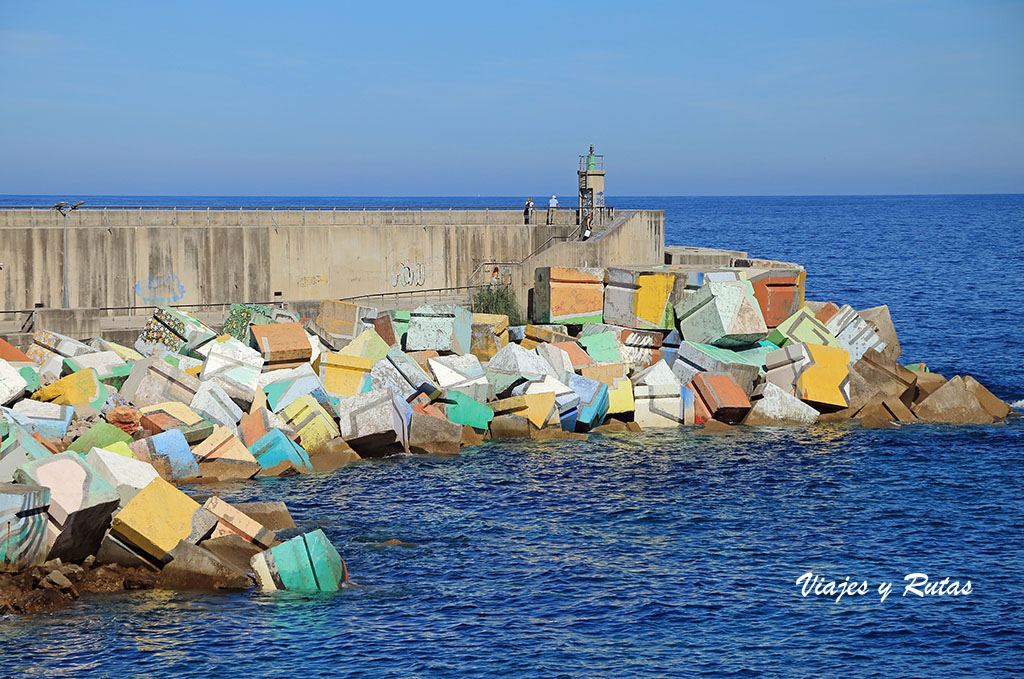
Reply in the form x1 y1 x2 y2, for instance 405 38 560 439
547 195 559 225
523 197 534 224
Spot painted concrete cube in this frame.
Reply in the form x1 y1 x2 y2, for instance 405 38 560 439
0 482 51 571
406 304 473 355
533 266 605 325
675 281 768 348
251 529 347 592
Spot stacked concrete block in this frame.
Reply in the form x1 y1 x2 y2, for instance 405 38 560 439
280 394 340 455
766 343 851 411
428 354 489 404
322 353 373 397
858 305 902 362
370 347 441 401
766 308 843 349
336 389 410 458
444 389 494 430
121 356 201 408
390 310 411 348
0 420 52 482
191 426 261 481
551 341 596 370
408 411 464 455
251 529 347 592
564 373 609 431
533 266 605 324
0 338 32 364
373 313 400 348
488 392 562 439
223 303 274 343
632 360 688 428
912 376 994 425
0 482 51 571
824 305 887 364
13 452 120 562
661 330 682 367
406 304 473 355
25 330 94 365
110 477 215 563
742 268 806 328
313 300 378 349
577 332 622 364
337 328 391 363
261 363 330 414
135 307 216 357
606 377 636 416
67 421 133 454
190 381 244 429
671 342 762 395
239 408 297 447
690 372 751 424
85 447 161 507
604 269 676 330
470 314 510 362
200 340 264 402
523 325 578 346
512 375 580 432
203 496 276 548
64 351 128 382
0 359 28 406
248 429 314 475
12 400 73 439
535 344 576 381
139 402 214 444
250 322 313 370
129 429 202 482
742 382 819 425
675 281 768 348
31 368 109 410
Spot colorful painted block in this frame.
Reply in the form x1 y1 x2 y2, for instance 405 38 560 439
470 313 509 362
223 303 273 343
550 341 596 370
31 368 109 409
0 483 50 571
85 447 161 507
579 363 627 386
0 338 31 364
25 330 93 365
633 384 686 428
248 429 314 475
372 313 400 347
512 376 580 432
524 324 577 345
690 372 751 424
766 308 842 349
671 342 762 394
488 392 561 439
391 310 410 348
251 529 347 592
67 421 132 454
406 304 473 355
250 322 312 370
766 342 851 410
12 400 73 439
336 328 390 364
486 343 555 381
13 453 119 562
0 359 28 406
261 363 330 414
428 354 489 404
743 381 819 425
315 300 378 345
280 394 340 455
110 477 212 562
607 377 635 415
191 426 261 481
322 353 373 397
135 307 217 357
88 338 144 362
204 496 275 548
577 332 622 364
190 381 244 428
533 266 605 324
536 343 576 378
120 356 201 408
0 420 51 483
675 281 768 348
743 268 806 328
631 359 681 389
63 351 127 381
200 340 263 401
444 389 494 430
238 408 297 447
564 373 609 430
335 389 410 458
604 269 675 329
139 401 214 444
824 305 887 364
129 429 202 482
858 305 902 362
370 347 441 401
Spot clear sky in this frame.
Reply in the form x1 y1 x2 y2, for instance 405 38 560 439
1 1 1021 196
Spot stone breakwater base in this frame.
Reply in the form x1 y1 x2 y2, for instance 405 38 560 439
0 254 1017 613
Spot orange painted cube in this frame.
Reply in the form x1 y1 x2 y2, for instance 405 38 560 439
690 372 751 423
250 322 312 370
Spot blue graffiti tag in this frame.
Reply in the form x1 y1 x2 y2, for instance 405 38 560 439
134 273 186 306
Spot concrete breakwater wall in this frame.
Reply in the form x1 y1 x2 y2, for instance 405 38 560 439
0 207 663 343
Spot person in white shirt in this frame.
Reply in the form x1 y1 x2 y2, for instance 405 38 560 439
546 195 559 224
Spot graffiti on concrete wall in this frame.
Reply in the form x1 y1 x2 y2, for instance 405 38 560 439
390 260 426 288
298 273 328 288
134 274 186 306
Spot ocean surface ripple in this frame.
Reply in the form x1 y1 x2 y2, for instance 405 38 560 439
1 195 1021 678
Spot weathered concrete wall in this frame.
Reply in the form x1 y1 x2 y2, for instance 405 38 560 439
0 208 581 313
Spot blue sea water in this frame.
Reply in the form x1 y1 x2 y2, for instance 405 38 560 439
1 195 1022 678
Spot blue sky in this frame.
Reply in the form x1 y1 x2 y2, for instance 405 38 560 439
1 1 1021 196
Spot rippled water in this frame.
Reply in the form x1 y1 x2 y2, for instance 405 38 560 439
2 195 1022 677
